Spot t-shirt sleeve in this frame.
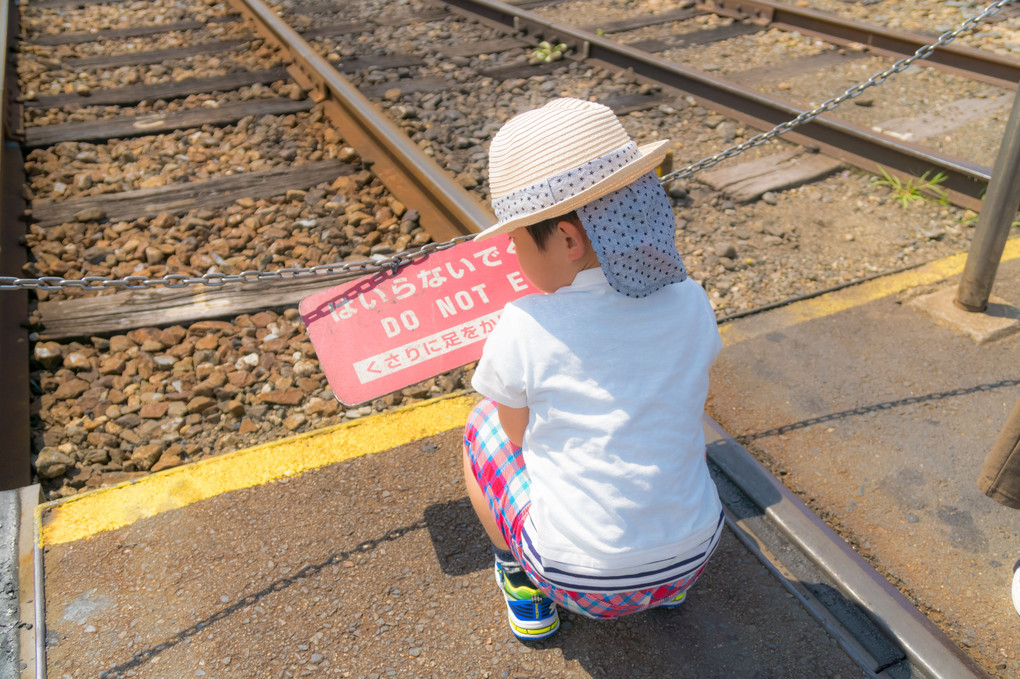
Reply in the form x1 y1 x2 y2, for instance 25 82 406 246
471 304 528 408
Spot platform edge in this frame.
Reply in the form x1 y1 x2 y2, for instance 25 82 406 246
703 415 989 679
15 485 41 679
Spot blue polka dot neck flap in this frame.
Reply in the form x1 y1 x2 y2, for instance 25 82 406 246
577 172 687 298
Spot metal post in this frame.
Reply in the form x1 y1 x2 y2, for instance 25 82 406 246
955 81 1020 312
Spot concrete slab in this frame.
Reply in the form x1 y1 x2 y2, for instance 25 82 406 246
909 287 1020 344
871 96 1011 143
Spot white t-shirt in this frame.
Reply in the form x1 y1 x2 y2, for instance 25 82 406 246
472 267 723 570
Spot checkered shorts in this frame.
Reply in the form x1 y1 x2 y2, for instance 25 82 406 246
464 398 717 619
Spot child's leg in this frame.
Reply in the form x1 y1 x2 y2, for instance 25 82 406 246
463 398 559 640
462 449 510 550
462 398 531 552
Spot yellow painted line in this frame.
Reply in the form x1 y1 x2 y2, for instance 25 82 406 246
719 237 1020 347
38 392 481 546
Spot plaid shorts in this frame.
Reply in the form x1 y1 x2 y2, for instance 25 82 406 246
464 398 718 619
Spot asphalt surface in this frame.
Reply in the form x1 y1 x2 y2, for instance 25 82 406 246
40 428 871 679
9 242 1020 679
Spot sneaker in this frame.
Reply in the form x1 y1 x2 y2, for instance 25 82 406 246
1012 562 1020 617
657 592 687 608
494 560 559 640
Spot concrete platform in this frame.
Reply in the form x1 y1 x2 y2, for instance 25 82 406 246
38 425 871 679
709 241 1020 678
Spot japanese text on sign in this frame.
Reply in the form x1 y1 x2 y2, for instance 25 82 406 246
300 236 534 405
353 310 503 383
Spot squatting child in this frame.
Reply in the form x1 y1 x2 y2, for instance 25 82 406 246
463 98 724 640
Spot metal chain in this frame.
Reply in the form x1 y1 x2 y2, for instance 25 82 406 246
1 0 1014 293
0 235 477 291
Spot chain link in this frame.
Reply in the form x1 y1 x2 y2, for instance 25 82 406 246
1 0 1014 293
0 235 477 291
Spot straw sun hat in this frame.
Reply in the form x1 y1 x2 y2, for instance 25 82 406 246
475 97 671 241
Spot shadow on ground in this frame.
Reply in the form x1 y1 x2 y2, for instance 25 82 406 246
421 490 884 678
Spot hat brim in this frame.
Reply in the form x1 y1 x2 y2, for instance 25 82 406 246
474 139 672 241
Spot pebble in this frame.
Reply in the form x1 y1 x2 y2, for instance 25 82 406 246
29 304 474 496
34 448 73 479
714 242 738 258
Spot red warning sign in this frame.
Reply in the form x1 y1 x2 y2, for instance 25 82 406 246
300 235 534 405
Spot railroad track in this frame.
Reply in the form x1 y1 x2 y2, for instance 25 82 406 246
3 0 1016 504
4 0 490 494
261 0 1018 316
257 0 1020 210
444 0 1016 209
1 0 1015 677
2 0 1015 498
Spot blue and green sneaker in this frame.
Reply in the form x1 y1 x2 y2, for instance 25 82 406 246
494 560 559 640
657 591 687 608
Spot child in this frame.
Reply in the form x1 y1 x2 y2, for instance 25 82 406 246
463 98 725 640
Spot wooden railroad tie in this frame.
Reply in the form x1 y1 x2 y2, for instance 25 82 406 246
334 54 426 72
298 22 374 40
26 0 131 8
508 0 573 9
25 16 237 46
626 22 763 53
436 38 529 60
871 96 1012 144
29 160 354 228
61 40 249 71
369 10 452 26
24 98 315 148
697 148 843 203
581 7 701 35
26 67 291 109
727 49 869 88
35 272 363 340
987 3 1020 23
480 61 566 81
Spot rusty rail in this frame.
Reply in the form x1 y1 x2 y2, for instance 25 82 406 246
698 0 1020 90
442 0 996 211
227 0 493 242
0 0 30 491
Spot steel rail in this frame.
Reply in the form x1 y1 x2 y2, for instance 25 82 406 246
704 417 988 679
0 0 30 491
226 0 493 242
442 0 993 211
699 0 1020 90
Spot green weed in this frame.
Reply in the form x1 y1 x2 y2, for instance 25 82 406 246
529 41 569 64
870 167 949 208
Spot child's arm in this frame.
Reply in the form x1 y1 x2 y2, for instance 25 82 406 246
497 403 529 448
